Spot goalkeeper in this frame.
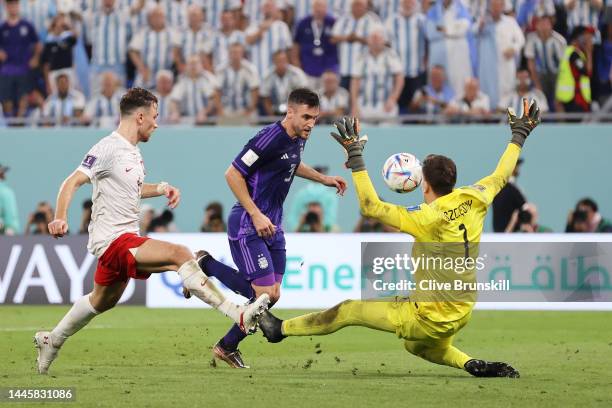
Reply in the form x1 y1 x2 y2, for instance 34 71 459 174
258 99 541 378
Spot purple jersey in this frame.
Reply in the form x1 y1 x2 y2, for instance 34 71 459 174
0 19 39 76
229 122 305 239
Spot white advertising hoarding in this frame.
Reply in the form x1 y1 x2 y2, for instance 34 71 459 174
146 233 612 311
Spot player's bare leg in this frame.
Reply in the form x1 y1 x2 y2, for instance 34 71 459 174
259 299 397 343
34 280 127 374
135 239 270 333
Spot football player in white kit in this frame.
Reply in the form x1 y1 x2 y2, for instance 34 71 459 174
34 88 270 375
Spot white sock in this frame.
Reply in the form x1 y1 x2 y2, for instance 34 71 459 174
50 295 99 347
177 260 242 323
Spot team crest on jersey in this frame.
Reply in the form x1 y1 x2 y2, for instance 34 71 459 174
81 155 97 169
257 254 269 270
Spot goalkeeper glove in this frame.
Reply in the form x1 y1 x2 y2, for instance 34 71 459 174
507 98 541 147
330 116 369 172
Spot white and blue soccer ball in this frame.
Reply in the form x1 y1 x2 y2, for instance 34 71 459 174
382 153 422 193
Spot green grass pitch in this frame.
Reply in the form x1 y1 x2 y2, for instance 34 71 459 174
1 306 611 408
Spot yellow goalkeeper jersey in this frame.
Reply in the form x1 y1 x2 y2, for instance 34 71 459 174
354 143 521 325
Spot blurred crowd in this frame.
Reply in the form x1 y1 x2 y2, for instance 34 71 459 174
1 162 610 235
1 0 612 126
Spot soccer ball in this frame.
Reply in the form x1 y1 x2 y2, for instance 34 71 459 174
381 153 422 193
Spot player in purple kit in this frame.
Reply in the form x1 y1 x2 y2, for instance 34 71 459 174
188 88 347 368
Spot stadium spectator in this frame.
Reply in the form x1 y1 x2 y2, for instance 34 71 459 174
261 50 308 116
328 0 354 17
375 0 402 21
201 0 242 30
0 163 19 235
20 0 56 42
0 0 42 118
79 199 93 234
492 158 526 232
515 0 556 31
564 0 603 42
498 69 549 113
24 201 53 235
287 0 313 26
318 70 349 123
505 203 553 232
176 4 213 74
292 0 338 88
41 14 77 95
169 55 221 124
295 202 329 232
425 0 472 97
385 0 427 113
593 16 612 105
82 71 122 126
476 0 525 111
287 165 340 232
556 26 594 113
524 15 567 109
566 198 612 232
215 43 260 122
444 77 491 120
245 0 293 79
410 64 455 115
41 73 85 125
350 26 404 122
147 209 177 233
243 0 289 26
129 5 179 89
331 0 381 89
200 201 227 232
84 0 143 95
210 9 246 70
159 0 188 29
152 69 175 123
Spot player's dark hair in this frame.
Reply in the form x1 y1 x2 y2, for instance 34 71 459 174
422 154 457 196
577 198 598 212
288 88 319 107
120 88 158 116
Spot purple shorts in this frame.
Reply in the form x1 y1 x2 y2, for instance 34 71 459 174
228 232 286 286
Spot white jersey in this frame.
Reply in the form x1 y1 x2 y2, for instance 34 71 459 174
78 132 145 258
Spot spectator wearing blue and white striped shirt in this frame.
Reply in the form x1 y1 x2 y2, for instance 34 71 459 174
245 0 293 79
328 0 352 17
169 55 221 124
385 0 426 112
176 4 214 73
215 43 260 119
158 0 188 29
410 65 455 115
82 71 122 126
153 69 176 123
261 50 309 115
331 0 382 89
84 0 142 94
42 73 86 125
350 27 404 121
20 0 56 41
129 6 180 89
210 9 246 70
374 0 401 22
201 0 241 29
565 0 604 41
524 15 566 107
243 0 288 25
318 70 349 122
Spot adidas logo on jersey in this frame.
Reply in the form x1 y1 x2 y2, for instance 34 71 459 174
281 153 289 160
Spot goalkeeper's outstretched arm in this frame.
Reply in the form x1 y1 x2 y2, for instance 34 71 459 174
474 98 541 205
